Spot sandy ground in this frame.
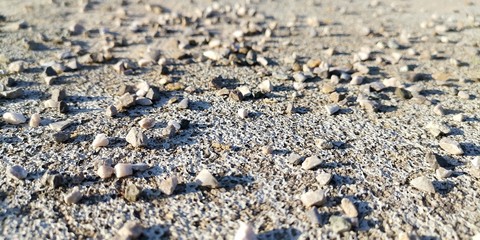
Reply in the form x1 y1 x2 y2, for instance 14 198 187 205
1 0 480 239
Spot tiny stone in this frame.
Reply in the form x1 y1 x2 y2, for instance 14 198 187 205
433 105 445 116
106 105 118 117
452 114 465 122
425 151 439 170
285 102 295 114
307 207 322 225
234 222 256 240
126 127 147 147
44 66 58 77
329 92 344 103
258 80 272 93
124 184 141 202
237 86 252 98
229 90 244 102
472 157 480 169
325 104 340 115
51 88 66 101
3 112 26 125
118 221 143 239
97 165 114 179
177 98 189 109
439 138 463 155
139 117 155 129
7 165 28 180
8 61 25 73
118 93 136 108
49 120 72 131
92 134 109 148
329 216 352 234
64 187 82 204
316 172 332 186
135 97 152 106
145 86 161 100
458 91 470 100
115 163 133 178
301 190 326 207
195 169 220 188
162 125 176 138
52 131 70 143
293 72 307 82
288 153 303 165
321 83 336 94
261 145 273 155
436 167 452 179
203 50 221 61
302 156 323 170
395 88 412 100
341 198 358 218
410 176 435 193
426 122 451 137
159 175 178 196
350 75 363 85
315 138 333 150
41 171 63 189
238 108 248 119
29 113 41 127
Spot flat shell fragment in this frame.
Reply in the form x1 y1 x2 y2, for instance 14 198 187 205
195 169 220 188
3 112 26 125
410 176 435 193
439 138 463 155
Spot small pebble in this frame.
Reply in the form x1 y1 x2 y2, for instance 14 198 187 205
28 113 41 127
329 216 352 234
92 134 109 148
433 105 445 116
300 190 326 207
139 117 155 129
452 113 465 122
177 98 189 109
425 122 451 137
115 163 133 178
126 127 147 147
124 184 141 202
307 207 322 225
195 169 220 188
472 157 480 169
439 137 463 155
238 108 248 119
350 75 363 85
159 175 178 196
234 222 256 240
8 61 25 73
436 167 452 179
64 187 82 204
261 145 273 155
258 80 272 93
315 138 333 150
237 86 252 98
7 165 28 180
410 176 435 193
325 104 340 115
203 50 221 61
3 112 26 125
52 130 70 142
288 153 303 165
118 221 143 239
106 105 118 117
97 165 114 179
135 97 153 106
302 156 322 170
458 91 470 100
41 171 63 189
340 198 358 218
316 172 332 186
